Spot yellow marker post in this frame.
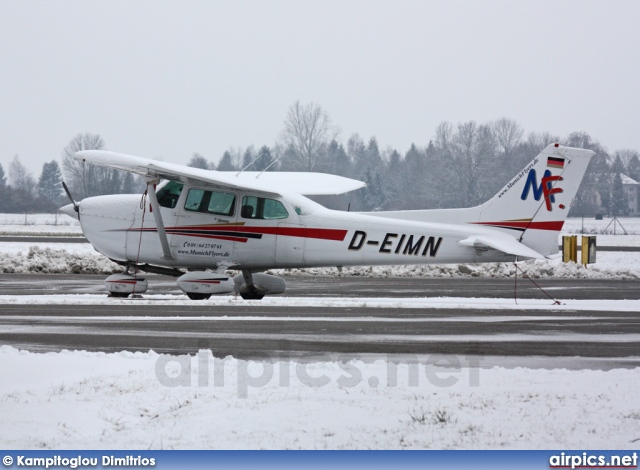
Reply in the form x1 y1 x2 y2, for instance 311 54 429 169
562 235 577 263
581 236 596 266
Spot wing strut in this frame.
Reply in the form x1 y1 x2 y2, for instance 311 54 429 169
145 179 175 261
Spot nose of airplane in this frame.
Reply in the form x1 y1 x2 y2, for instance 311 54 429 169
60 203 79 220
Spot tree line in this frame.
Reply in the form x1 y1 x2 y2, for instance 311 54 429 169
2 101 639 216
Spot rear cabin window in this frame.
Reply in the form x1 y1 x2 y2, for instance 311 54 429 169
185 189 236 216
156 181 184 209
240 196 289 220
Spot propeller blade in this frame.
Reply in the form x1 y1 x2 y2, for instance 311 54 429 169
62 181 79 213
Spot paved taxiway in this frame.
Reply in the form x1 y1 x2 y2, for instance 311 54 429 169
0 274 638 367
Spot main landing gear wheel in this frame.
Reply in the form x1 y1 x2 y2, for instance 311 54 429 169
186 293 212 300
109 292 131 298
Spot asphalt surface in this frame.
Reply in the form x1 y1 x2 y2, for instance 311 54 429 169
0 273 639 299
0 274 638 368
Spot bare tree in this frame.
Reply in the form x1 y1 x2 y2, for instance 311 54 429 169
433 121 454 160
449 121 498 206
492 117 523 161
524 131 560 154
62 133 106 199
280 101 339 171
8 155 36 196
7 156 37 212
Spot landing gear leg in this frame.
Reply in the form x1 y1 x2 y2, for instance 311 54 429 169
239 270 265 300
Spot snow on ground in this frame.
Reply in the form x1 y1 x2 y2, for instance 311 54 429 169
1 293 639 313
0 213 81 236
0 346 638 450
0 245 120 274
563 216 640 236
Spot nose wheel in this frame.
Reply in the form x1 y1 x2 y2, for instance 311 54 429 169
186 293 212 300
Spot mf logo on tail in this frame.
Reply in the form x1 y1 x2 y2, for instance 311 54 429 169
520 169 564 211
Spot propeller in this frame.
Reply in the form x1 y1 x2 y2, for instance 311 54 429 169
62 181 79 213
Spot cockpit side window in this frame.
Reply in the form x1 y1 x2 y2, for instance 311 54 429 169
185 189 236 216
156 181 184 209
241 196 289 220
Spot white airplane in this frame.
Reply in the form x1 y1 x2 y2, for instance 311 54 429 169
60 143 593 300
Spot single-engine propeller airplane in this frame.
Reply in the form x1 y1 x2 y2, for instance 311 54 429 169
60 143 593 300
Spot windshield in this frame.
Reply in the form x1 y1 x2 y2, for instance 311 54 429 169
156 181 184 209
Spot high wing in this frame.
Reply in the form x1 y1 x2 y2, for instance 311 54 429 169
74 150 366 196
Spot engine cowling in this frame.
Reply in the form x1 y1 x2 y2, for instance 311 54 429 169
177 271 236 300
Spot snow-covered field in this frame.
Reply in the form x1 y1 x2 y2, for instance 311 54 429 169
0 215 639 450
1 346 639 450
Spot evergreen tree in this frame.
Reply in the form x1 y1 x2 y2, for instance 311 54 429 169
0 163 6 212
397 143 428 210
611 154 625 174
366 137 383 170
37 160 64 205
382 149 402 209
325 140 351 176
0 163 6 189
217 151 236 171
626 154 640 182
359 167 387 210
564 131 610 216
347 134 367 172
255 146 274 171
120 172 138 193
241 147 256 170
188 153 213 170
610 172 627 216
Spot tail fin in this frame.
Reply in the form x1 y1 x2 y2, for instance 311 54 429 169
372 144 594 257
472 143 594 255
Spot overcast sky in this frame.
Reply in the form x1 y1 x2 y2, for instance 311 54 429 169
1 0 639 178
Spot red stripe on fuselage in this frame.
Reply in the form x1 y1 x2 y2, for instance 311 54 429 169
472 221 564 231
169 225 348 241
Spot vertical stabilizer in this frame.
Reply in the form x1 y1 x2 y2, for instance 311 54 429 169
472 144 594 255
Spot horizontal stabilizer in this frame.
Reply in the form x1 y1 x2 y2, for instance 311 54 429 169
459 234 545 260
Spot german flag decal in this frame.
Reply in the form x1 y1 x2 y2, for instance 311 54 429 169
547 157 565 169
